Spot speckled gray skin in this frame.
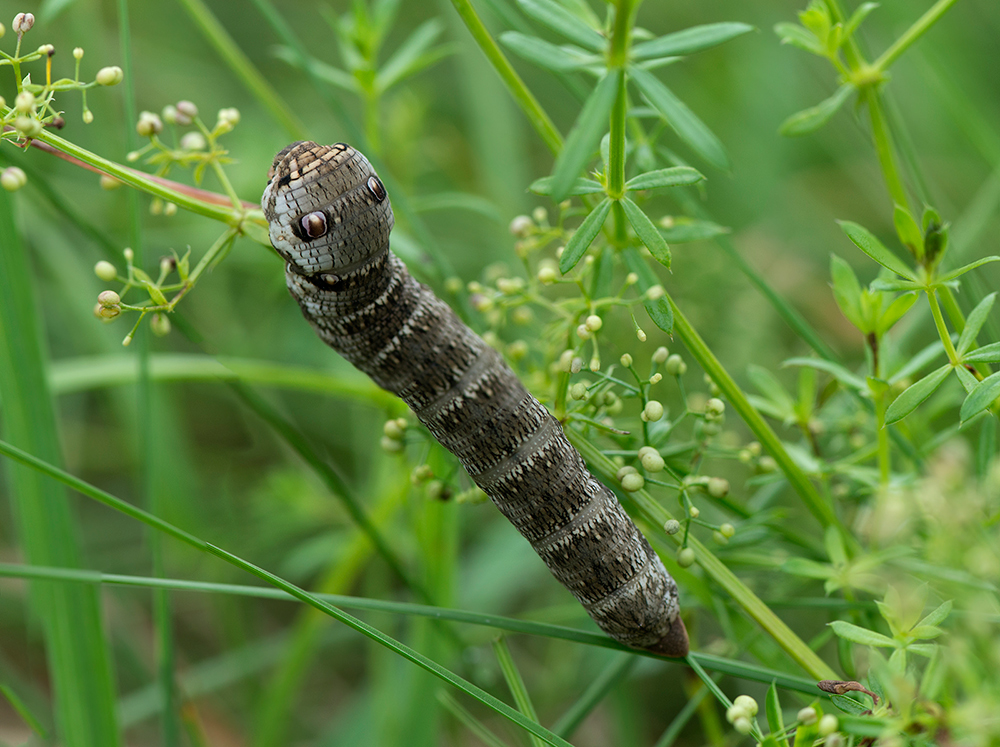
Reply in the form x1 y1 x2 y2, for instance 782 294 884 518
262 141 688 657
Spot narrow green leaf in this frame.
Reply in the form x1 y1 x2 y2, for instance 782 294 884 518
631 22 754 60
963 342 1000 363
957 293 996 356
500 31 600 71
829 254 866 331
493 637 546 747
376 18 449 92
624 166 704 190
884 363 953 425
937 256 1000 282
955 365 980 395
0 682 48 738
550 70 620 201
773 22 824 55
629 66 729 170
517 0 605 51
621 197 671 269
765 682 790 747
560 198 611 273
877 292 918 337
782 357 867 392
887 339 946 385
659 218 729 243
779 83 854 136
908 625 944 640
838 221 916 279
869 278 924 292
782 558 834 579
960 371 1000 422
621 247 673 333
529 175 605 195
831 694 870 716
272 46 357 91
845 2 879 36
893 204 924 257
829 621 897 648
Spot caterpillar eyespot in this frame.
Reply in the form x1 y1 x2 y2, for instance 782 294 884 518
301 211 328 239
262 141 688 657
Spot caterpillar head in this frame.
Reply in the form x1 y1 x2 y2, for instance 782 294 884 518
262 141 394 279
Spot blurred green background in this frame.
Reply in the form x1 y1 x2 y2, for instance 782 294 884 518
1 0 997 744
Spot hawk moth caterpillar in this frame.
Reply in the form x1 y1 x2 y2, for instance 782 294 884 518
262 141 688 657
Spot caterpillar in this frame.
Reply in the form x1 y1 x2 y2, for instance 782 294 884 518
262 141 687 657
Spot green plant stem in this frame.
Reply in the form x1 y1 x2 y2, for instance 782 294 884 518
927 289 959 364
666 295 841 531
608 72 627 199
873 0 963 73
175 0 308 139
569 434 837 680
32 130 246 225
863 88 909 210
447 0 563 155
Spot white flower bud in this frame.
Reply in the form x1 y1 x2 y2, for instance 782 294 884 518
14 90 35 113
688 505 700 518
705 398 725 417
639 448 664 473
73 47 84 59
621 473 644 492
665 354 687 376
383 419 406 440
733 695 758 716
13 115 42 138
82 109 94 124
98 290 121 307
94 261 117 281
585 314 602 331
733 717 752 735
625 272 638 285
215 107 240 132
136 111 163 137
818 714 838 736
37 43 54 56
663 519 681 535
531 206 547 223
96 66 123 86
645 284 665 300
726 704 748 724
720 523 735 538
620 353 632 367
641 400 664 422
797 707 817 725
576 324 591 340
652 346 669 363
380 435 404 453
537 265 557 284
13 12 34 35
707 477 729 498
510 215 532 237
759 455 778 473
175 100 198 124
150 313 171 337
635 327 646 342
677 547 695 567
649 373 662 385
570 382 588 400
1 166 27 191
179 133 207 153
161 104 178 124
616 465 637 481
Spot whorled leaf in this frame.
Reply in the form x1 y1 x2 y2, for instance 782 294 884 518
884 363 953 425
779 83 854 137
559 198 611 273
631 22 754 60
621 197 671 269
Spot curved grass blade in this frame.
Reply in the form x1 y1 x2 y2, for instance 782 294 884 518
621 197 671 269
838 221 916 279
625 166 704 191
560 197 611 273
779 83 854 137
550 70 620 201
960 371 1000 422
629 66 729 170
765 681 790 747
632 22 754 60
884 363 953 425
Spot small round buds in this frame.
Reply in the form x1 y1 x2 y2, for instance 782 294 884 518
174 100 198 125
13 12 34 36
301 211 328 239
94 260 117 281
136 111 163 137
96 66 123 86
1 166 27 192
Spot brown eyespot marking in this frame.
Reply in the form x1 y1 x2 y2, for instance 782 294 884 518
366 176 387 203
301 211 328 239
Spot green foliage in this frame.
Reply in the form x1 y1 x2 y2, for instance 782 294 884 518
1 0 999 745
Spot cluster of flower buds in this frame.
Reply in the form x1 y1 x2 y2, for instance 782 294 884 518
1 166 27 191
725 694 758 735
380 417 408 453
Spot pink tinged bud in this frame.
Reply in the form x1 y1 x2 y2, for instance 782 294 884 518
13 12 34 35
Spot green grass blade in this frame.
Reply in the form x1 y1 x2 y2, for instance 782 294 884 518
0 682 48 739
0 562 829 695
0 192 121 747
493 636 547 747
630 66 729 170
632 22 754 59
550 70 620 202
651 681 710 747
437 690 514 747
176 0 308 139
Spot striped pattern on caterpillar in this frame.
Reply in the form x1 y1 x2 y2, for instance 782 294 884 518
262 141 687 657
